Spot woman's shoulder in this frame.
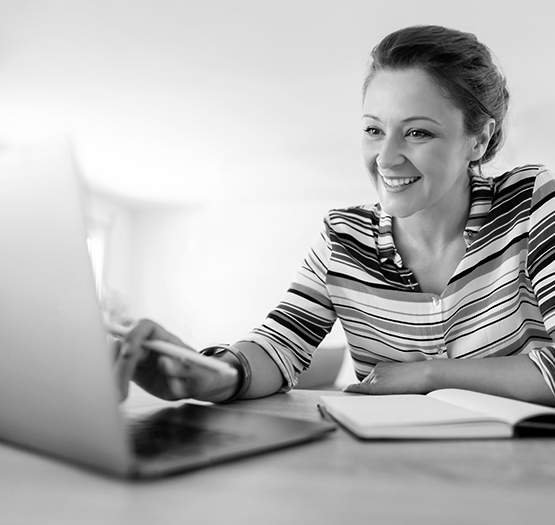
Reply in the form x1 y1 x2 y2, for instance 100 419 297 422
483 165 555 210
490 164 553 192
320 203 383 258
324 203 382 232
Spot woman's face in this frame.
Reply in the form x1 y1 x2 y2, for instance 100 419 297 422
362 68 478 220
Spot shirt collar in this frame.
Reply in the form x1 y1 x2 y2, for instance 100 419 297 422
463 174 494 247
377 174 494 263
377 207 401 265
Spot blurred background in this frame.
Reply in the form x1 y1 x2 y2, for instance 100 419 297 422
0 0 553 383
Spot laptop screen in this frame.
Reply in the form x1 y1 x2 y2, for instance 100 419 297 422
0 138 133 475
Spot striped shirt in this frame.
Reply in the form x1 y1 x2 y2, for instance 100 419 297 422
238 165 555 395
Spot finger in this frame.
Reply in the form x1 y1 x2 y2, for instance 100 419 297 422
109 339 121 362
158 356 190 398
342 382 374 394
114 342 133 401
117 320 163 393
115 341 147 401
126 319 185 352
361 370 376 383
109 339 129 401
124 319 158 357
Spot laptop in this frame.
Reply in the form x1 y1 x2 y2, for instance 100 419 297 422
0 137 334 478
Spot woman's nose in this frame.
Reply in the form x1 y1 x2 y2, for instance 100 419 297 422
376 136 405 170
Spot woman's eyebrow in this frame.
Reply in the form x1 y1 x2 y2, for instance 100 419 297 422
362 114 443 126
403 116 443 126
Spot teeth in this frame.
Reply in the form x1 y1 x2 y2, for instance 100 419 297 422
382 177 419 188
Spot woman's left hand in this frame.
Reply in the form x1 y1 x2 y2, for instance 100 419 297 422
342 361 433 395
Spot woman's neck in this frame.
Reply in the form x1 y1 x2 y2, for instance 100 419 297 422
390 180 472 295
393 179 471 255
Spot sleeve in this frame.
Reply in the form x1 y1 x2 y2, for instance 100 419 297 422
235 215 338 391
526 167 555 395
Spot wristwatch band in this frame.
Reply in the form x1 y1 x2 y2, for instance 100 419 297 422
200 345 252 403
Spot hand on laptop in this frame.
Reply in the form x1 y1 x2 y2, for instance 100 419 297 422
112 319 240 403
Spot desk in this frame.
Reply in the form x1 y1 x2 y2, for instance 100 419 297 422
1 388 555 525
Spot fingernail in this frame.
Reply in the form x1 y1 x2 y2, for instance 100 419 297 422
120 341 131 358
169 376 186 398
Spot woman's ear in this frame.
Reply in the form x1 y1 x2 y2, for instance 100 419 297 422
469 118 496 162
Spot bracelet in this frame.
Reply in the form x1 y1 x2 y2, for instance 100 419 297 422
200 345 252 403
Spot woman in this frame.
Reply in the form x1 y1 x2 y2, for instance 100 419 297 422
115 25 555 406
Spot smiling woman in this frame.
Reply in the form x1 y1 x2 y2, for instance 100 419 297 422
114 25 555 408
362 69 482 220
360 68 495 295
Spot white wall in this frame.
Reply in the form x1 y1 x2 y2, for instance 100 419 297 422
122 194 364 348
3 1 554 205
87 188 363 386
83 191 134 324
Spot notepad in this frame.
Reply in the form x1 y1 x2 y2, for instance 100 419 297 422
319 389 555 439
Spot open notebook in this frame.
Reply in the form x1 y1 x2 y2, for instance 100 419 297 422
319 389 555 439
0 138 334 478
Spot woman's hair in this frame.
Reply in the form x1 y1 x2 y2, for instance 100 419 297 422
363 25 510 170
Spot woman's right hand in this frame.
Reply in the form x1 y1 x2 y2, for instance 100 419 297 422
112 319 240 403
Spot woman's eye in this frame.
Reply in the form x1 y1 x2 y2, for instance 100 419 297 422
363 126 381 136
407 129 433 139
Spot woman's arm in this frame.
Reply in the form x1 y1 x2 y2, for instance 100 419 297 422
228 341 286 398
343 355 555 407
157 340 286 402
114 318 286 402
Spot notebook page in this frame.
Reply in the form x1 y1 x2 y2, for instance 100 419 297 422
320 394 497 428
428 389 555 426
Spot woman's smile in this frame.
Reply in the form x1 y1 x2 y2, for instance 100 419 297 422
362 68 478 220
380 174 421 190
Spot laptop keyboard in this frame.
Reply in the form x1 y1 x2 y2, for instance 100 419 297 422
128 405 253 460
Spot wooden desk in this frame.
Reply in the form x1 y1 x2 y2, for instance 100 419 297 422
1 388 554 525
